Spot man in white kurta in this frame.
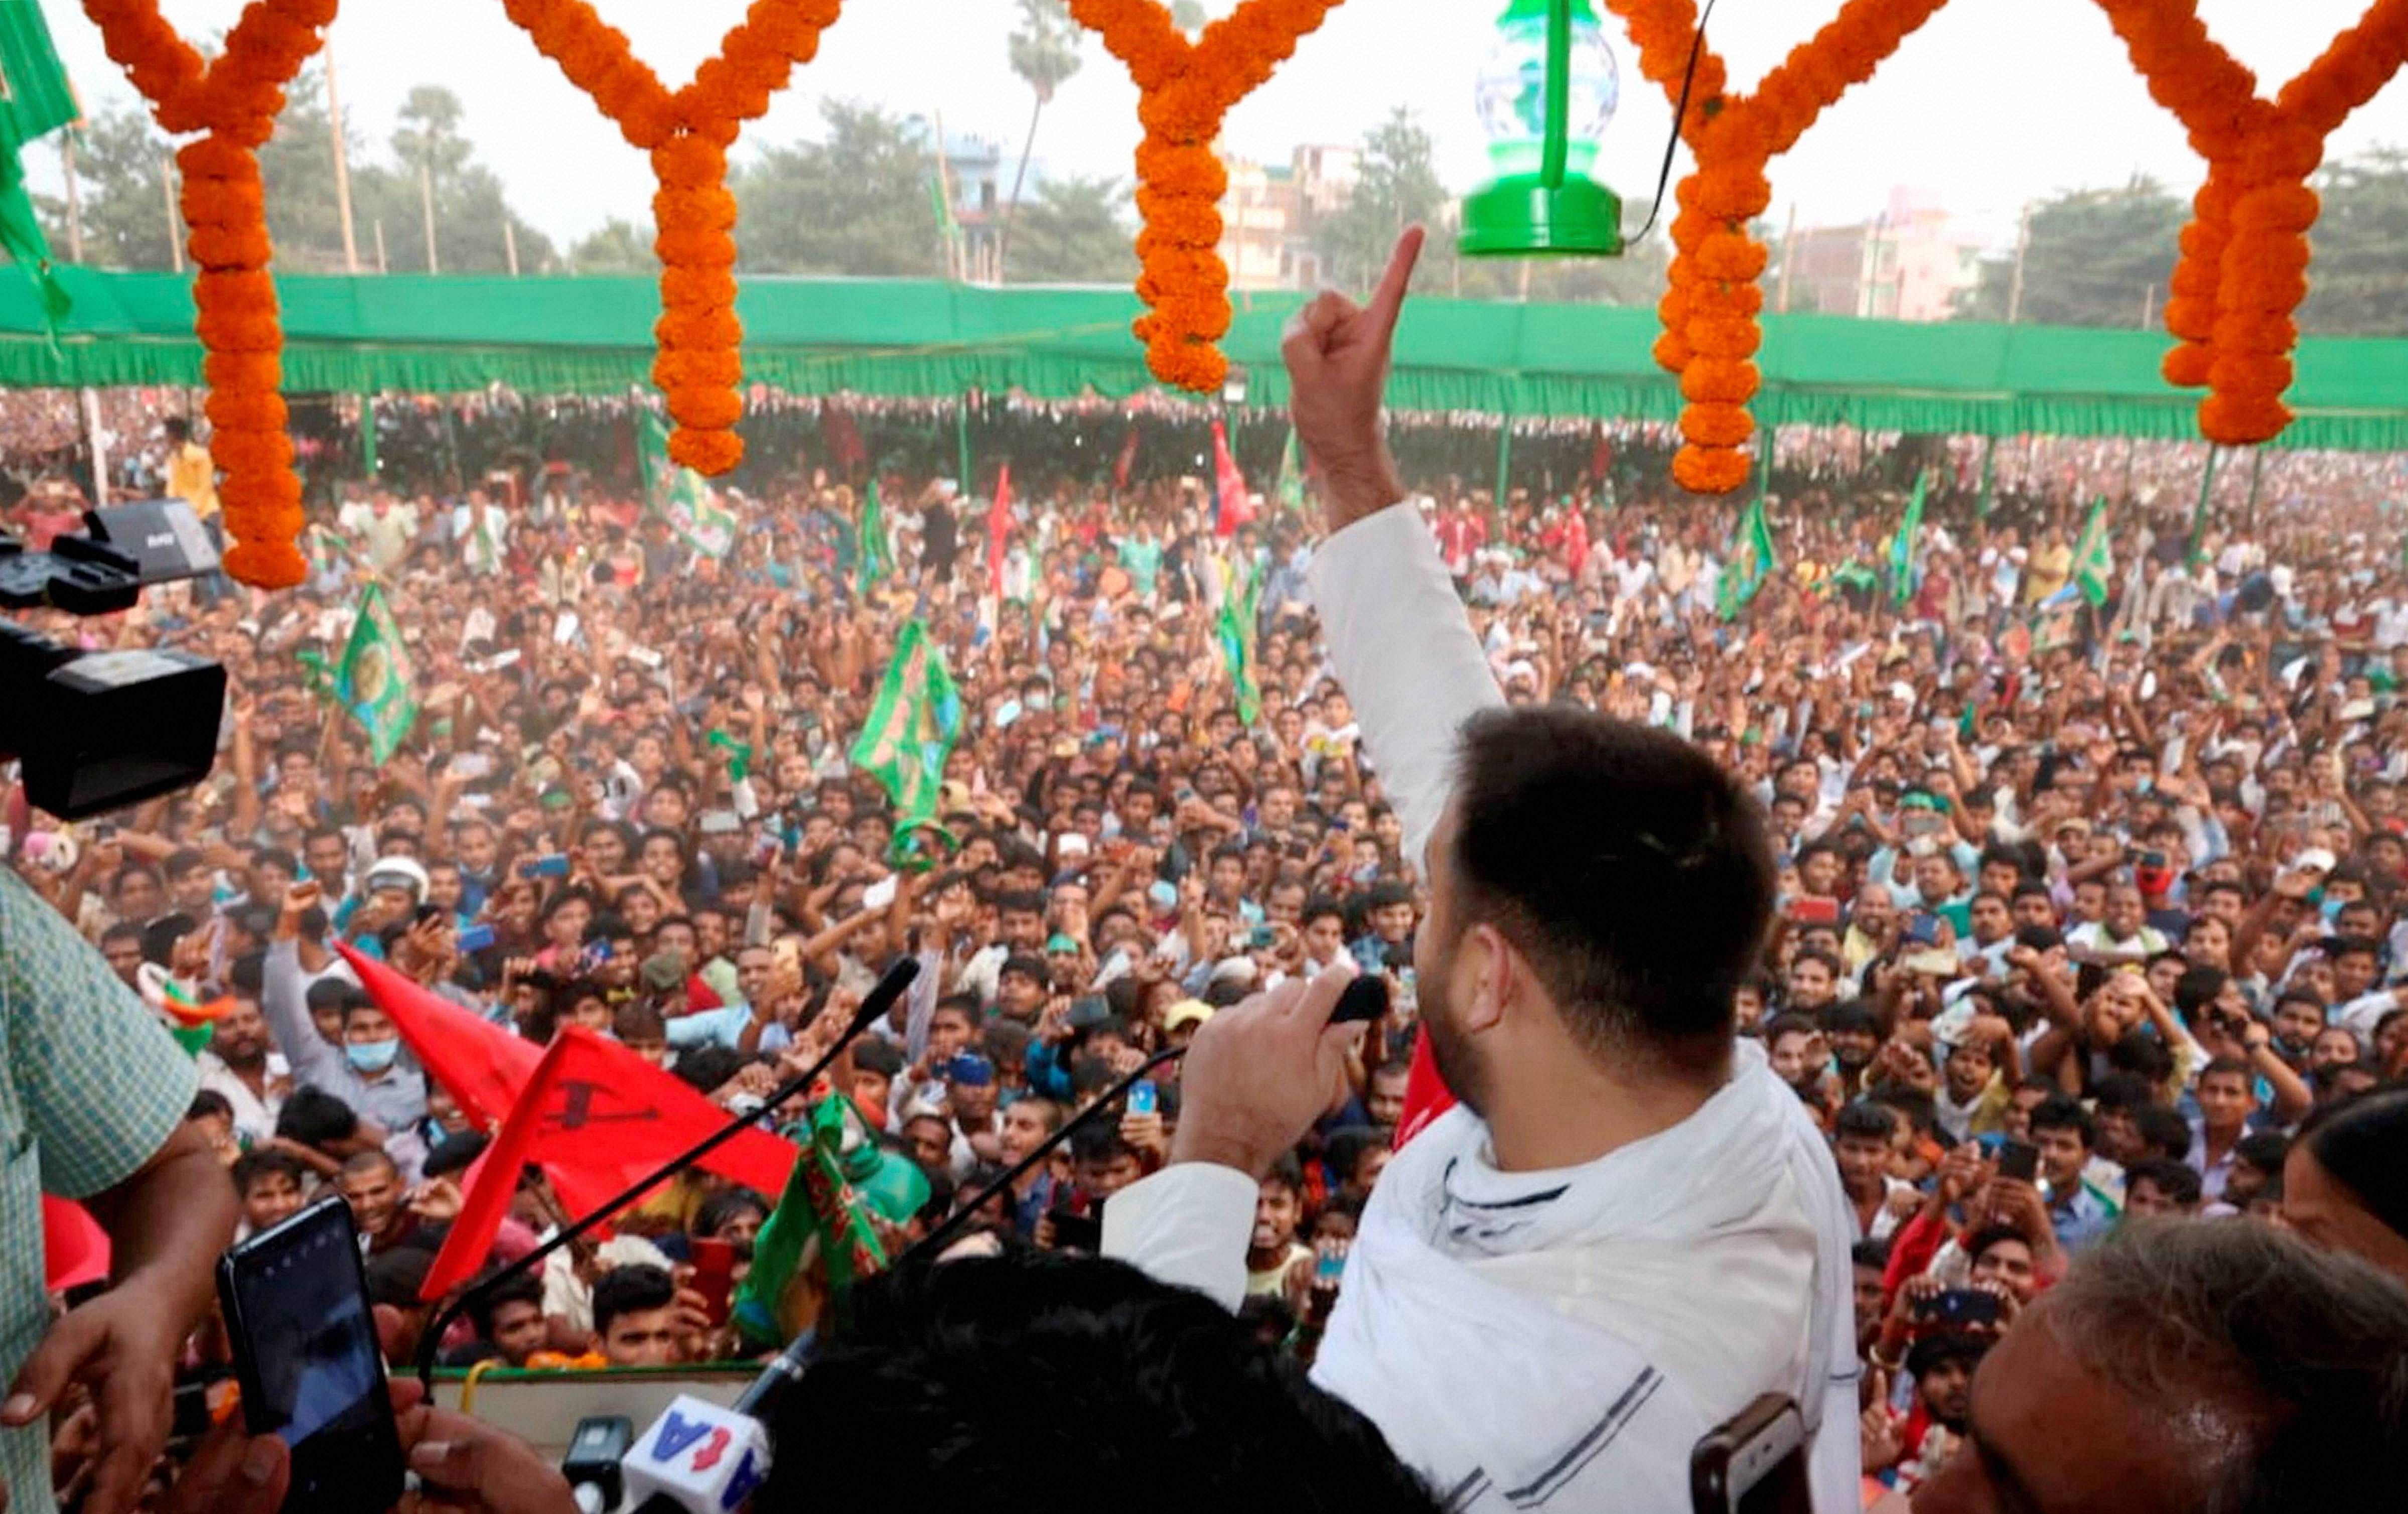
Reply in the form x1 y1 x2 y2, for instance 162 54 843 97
1104 228 1861 1513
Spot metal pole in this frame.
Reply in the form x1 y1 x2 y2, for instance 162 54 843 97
160 155 185 274
956 392 973 489
418 158 440 273
326 52 361 274
374 219 388 274
2140 283 2156 330
61 136 106 503
59 136 82 261
504 219 520 277
2243 445 2264 532
1775 204 1798 314
82 389 108 506
2186 445 2219 566
2005 204 2031 325
1493 412 1512 526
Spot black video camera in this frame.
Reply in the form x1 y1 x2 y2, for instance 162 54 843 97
0 500 228 818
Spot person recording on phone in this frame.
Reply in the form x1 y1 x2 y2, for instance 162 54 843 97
262 883 431 1161
0 868 239 1514
1102 226 1861 1512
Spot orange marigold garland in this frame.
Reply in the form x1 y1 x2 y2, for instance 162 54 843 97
1611 0 1946 493
1070 0 1342 393
2094 0 2408 444
501 0 841 476
81 0 335 588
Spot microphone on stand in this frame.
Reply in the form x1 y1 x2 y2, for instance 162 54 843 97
412 956 923 1390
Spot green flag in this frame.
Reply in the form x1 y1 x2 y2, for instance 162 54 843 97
850 618 962 858
858 476 889 592
1890 472 1927 607
731 1092 927 1349
2071 496 2114 606
636 409 735 557
335 582 418 764
0 1 79 345
1215 555 1264 725
1717 494 1777 621
1276 425 1305 511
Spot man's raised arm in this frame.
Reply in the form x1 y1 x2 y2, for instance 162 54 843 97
1286 227 1504 871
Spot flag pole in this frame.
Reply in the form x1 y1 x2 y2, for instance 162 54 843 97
2186 445 2220 567
955 391 973 490
1492 410 1512 530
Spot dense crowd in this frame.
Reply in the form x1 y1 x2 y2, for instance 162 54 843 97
6 393 2408 1508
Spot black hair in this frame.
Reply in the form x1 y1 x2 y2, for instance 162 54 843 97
364 1249 435 1311
1964 1223 2034 1265
2107 1030 2177 1084
2028 1094 2094 1149
2127 1157 2203 1208
852 1039 906 1077
592 1263 677 1338
672 1046 747 1096
1068 1123 1137 1170
467 1268 547 1340
2175 966 2230 1017
1834 1101 1898 1145
1822 1000 1879 1038
305 978 367 1017
2298 1086 2408 1242
2236 1131 2291 1174
760 1250 1447 1513
2136 1105 2194 1163
1324 1125 1391 1186
187 1089 234 1124
1850 1236 1893 1271
694 1188 771 1240
275 1087 359 1147
229 1148 305 1197
1449 707 1774 1073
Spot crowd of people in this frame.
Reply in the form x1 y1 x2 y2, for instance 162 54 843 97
5 318 2408 1510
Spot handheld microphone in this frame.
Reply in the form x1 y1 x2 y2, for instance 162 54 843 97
620 1395 773 1514
413 956 922 1388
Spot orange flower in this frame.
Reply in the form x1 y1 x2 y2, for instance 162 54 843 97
1679 402 1757 449
1680 357 1759 404
1673 445 1755 495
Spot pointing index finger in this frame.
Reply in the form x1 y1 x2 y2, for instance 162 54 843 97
1363 224 1426 336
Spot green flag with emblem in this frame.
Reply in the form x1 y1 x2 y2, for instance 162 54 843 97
849 619 962 858
1890 471 1927 607
637 409 735 557
1276 425 1305 511
335 582 418 763
2072 496 2113 606
1215 555 1264 725
1717 493 1776 621
858 476 889 592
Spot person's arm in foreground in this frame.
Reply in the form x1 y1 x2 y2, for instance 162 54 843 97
0 870 235 1514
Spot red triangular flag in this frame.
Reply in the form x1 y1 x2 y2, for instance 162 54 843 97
43 1197 110 1293
1113 425 1140 491
420 1035 572 1300
417 1027 800 1301
338 943 543 1131
1392 1032 1458 1151
987 463 1013 597
1211 421 1252 538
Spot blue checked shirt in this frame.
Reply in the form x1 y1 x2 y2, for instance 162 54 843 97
0 869 199 1514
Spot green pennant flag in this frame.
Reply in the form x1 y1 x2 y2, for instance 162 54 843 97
2071 495 2114 606
1276 424 1305 511
335 582 419 764
636 409 735 557
850 618 962 858
0 2 80 348
1215 555 1264 725
1717 493 1777 621
858 476 889 592
1890 471 1927 607
731 1092 928 1349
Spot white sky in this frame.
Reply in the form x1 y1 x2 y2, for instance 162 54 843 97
27 0 2408 256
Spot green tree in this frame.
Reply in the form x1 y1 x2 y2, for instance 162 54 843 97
40 107 177 269
1955 176 2185 327
1006 175 1134 284
352 86 554 274
2301 147 2408 337
1314 108 1450 293
1001 0 1083 279
569 218 657 274
257 64 362 272
734 100 943 277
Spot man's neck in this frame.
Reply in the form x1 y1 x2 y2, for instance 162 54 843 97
221 1055 269 1092
1483 1047 1730 1173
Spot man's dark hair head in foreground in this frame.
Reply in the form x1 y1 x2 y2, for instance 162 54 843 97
760 1248 1443 1513
1418 706 1776 1108
1913 1218 2408 1514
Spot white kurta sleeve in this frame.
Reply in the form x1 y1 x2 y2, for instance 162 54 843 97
1100 1162 1260 1312
1307 507 1506 873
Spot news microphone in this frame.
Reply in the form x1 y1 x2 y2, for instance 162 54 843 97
618 1393 774 1514
413 956 922 1388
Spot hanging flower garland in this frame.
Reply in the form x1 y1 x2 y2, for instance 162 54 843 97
1069 0 1342 394
2093 0 2408 444
501 0 840 476
81 0 337 588
1607 0 1946 493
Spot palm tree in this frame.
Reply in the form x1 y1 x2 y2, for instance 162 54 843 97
1001 0 1082 279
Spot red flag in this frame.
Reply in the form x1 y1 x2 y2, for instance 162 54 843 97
1210 421 1252 538
339 944 543 1131
820 405 866 473
420 1027 800 1301
1586 426 1613 484
1392 1033 1458 1151
987 463 1013 597
1113 425 1140 491
43 1197 110 1292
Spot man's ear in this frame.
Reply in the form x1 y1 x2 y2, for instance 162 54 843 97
1458 922 1517 1039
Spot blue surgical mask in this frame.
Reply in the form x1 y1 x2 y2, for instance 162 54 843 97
345 1037 401 1074
2320 895 2347 923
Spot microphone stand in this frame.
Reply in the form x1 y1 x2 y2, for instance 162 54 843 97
899 1044 1186 1264
413 957 923 1390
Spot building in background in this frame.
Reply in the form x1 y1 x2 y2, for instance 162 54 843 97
1778 188 1979 321
911 120 1011 282
1217 143 1360 292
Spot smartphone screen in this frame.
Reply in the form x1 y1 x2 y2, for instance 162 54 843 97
1126 1079 1159 1116
1998 1139 2041 1185
217 1197 404 1514
690 1237 737 1328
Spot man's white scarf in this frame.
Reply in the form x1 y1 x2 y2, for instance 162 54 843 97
1314 1041 1859 1512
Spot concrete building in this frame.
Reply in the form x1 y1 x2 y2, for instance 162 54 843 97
1776 188 1979 322
1217 143 1361 292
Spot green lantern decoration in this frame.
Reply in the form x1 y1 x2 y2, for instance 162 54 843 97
1460 0 1624 257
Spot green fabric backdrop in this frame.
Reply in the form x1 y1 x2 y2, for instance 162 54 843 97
5 265 2407 449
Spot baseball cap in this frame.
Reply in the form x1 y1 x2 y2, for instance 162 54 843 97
1162 1000 1214 1034
1045 933 1081 954
2295 847 2339 876
364 856 430 901
944 1053 995 1088
638 953 687 993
